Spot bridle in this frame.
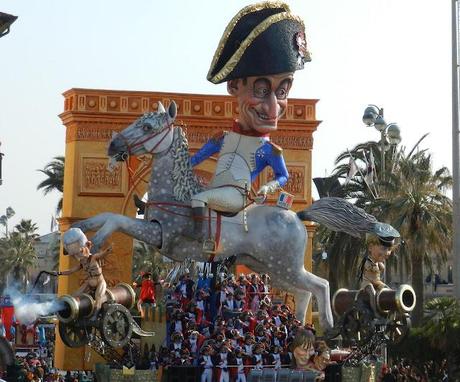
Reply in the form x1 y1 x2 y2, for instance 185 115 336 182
116 114 174 158
113 113 174 191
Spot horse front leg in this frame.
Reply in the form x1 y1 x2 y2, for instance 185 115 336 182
291 289 313 325
73 213 162 251
289 269 334 330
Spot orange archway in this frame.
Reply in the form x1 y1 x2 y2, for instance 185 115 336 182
56 88 320 370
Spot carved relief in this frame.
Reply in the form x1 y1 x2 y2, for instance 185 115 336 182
264 164 307 202
184 127 314 151
80 156 125 196
271 134 314 150
186 128 226 146
62 90 318 122
66 125 126 143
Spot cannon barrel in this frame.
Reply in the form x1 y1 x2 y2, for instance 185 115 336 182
332 284 416 317
56 282 136 323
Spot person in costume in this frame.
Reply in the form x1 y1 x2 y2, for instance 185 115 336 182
58 228 112 310
132 271 160 318
291 327 319 373
190 1 311 239
358 228 400 315
199 345 214 382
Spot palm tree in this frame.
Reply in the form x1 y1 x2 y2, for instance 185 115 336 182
132 240 167 282
315 137 452 327
376 149 452 325
423 297 460 380
37 156 64 214
0 230 38 292
14 219 39 239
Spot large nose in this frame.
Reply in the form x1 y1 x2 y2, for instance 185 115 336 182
263 92 280 120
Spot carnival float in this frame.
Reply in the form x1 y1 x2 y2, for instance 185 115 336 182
0 2 416 381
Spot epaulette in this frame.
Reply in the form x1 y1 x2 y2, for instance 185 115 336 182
210 130 227 143
268 141 283 156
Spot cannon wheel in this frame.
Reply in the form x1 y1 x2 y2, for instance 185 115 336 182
341 304 375 345
59 322 90 348
101 303 133 348
385 312 411 344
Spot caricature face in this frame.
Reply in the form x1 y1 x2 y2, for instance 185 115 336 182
369 243 392 262
228 72 294 134
65 241 82 256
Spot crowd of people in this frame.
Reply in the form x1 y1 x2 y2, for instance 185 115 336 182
380 359 449 382
6 352 93 381
142 265 333 381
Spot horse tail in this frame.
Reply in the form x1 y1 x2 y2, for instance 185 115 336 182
296 197 377 238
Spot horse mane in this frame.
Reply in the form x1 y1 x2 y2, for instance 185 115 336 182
171 126 203 201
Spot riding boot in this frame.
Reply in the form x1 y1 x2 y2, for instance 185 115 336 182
364 284 379 316
192 207 207 241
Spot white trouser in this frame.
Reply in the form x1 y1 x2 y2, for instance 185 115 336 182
236 373 247 382
201 368 213 382
192 186 245 212
219 370 229 382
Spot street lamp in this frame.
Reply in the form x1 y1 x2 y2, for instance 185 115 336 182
0 141 4 185
362 105 402 181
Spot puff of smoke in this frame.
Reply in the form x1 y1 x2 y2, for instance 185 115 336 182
5 286 65 325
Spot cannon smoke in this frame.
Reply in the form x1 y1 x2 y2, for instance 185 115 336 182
5 286 65 325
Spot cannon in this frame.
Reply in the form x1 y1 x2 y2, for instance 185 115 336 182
56 283 153 349
331 284 416 345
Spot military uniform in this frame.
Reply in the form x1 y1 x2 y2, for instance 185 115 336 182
191 123 288 213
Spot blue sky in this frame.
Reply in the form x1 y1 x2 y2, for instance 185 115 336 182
0 1 452 234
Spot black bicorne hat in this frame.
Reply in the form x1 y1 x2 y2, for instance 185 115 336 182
207 1 311 84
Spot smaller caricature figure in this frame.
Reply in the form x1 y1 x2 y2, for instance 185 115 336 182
358 234 397 314
291 327 316 371
59 228 112 310
311 340 332 379
133 271 158 318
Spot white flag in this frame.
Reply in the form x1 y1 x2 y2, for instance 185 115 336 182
345 156 358 185
50 216 58 232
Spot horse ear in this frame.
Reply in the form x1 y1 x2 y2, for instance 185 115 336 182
168 101 177 120
157 102 166 113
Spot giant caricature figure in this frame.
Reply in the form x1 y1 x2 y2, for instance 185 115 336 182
190 1 311 238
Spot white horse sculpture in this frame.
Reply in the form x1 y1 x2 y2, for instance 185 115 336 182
73 101 393 330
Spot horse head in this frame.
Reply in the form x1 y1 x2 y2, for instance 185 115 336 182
108 101 177 161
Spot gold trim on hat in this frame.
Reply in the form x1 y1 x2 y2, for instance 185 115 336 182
207 1 291 82
209 12 309 84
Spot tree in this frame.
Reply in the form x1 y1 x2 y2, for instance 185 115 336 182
314 137 452 328
376 148 452 325
0 222 39 292
14 219 39 239
423 297 460 380
37 156 64 214
390 297 460 380
132 240 167 282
